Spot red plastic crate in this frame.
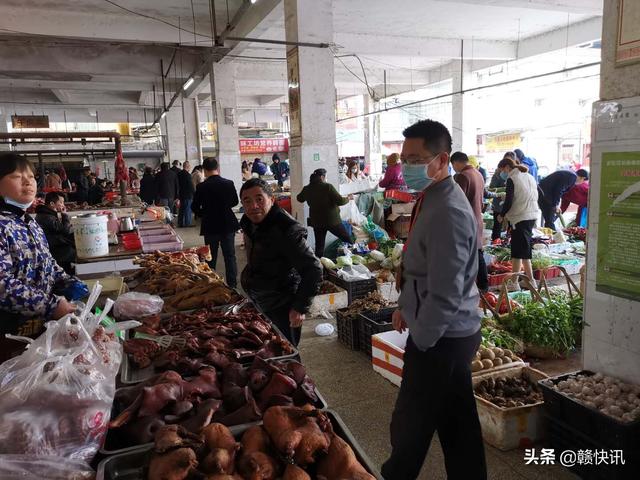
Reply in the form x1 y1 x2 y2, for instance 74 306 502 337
384 189 415 203
488 272 511 287
533 266 560 280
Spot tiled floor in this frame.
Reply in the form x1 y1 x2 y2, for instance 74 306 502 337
177 224 581 480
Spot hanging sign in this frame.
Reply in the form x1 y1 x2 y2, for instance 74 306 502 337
11 115 49 129
484 132 522 153
239 138 289 154
616 0 640 65
286 47 302 147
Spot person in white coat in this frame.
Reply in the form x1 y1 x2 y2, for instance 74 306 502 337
496 157 540 287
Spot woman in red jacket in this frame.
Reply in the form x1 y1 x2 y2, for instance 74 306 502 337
561 169 589 227
378 153 406 190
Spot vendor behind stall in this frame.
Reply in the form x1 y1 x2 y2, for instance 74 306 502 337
240 178 322 346
35 192 76 274
0 153 86 362
378 153 406 190
296 168 353 258
345 159 366 182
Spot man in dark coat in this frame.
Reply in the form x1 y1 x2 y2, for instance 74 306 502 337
177 160 195 227
192 157 240 288
139 166 156 205
271 154 290 187
75 167 91 203
240 178 322 346
155 162 180 211
538 169 577 230
35 192 76 274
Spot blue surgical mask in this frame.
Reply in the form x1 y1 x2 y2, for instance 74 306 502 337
4 197 33 210
402 157 437 191
500 171 509 181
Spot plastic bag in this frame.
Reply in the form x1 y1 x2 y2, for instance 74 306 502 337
340 200 366 226
0 283 122 464
337 264 373 281
113 291 164 319
363 217 389 243
0 455 94 480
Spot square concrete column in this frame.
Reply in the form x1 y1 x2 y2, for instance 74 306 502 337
364 96 383 177
451 60 476 154
210 62 242 191
182 97 203 164
284 0 338 223
163 106 184 164
0 112 9 151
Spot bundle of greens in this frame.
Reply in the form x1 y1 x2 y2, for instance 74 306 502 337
505 291 584 355
480 317 523 354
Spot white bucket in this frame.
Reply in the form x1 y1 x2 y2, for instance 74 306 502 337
71 214 109 259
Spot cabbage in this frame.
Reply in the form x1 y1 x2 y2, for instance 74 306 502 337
381 257 394 270
336 256 353 268
392 243 404 260
368 250 385 262
320 257 337 270
351 255 364 265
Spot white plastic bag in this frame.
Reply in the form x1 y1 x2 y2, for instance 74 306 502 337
113 291 164 319
337 264 373 281
340 200 366 226
0 285 122 464
0 455 94 480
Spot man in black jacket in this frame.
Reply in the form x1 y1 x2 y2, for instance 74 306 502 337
192 157 240 288
239 178 322 346
35 192 76 274
75 167 91 203
139 166 156 205
177 160 195 227
155 162 180 211
538 169 577 230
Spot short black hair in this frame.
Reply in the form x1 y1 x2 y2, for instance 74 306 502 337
272 153 280 161
450 151 469 164
576 169 589 180
203 157 219 171
160 162 169 171
240 178 273 198
172 160 180 166
45 192 63 205
0 153 35 180
402 119 452 154
313 168 327 176
144 166 153 174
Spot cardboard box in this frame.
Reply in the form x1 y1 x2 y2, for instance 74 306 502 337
387 213 411 238
371 330 407 387
391 202 415 215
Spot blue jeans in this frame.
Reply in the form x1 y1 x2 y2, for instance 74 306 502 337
178 198 193 227
205 233 237 288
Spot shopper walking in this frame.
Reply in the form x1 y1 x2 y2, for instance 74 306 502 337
0 153 86 362
538 169 578 230
35 192 76 274
271 154 290 187
191 165 205 188
177 160 195 227
240 178 322 346
514 148 539 182
496 157 540 286
561 169 589 227
155 162 180 211
192 157 239 288
451 151 489 293
378 153 406 190
488 161 507 241
296 168 352 258
383 120 486 480
139 166 156 205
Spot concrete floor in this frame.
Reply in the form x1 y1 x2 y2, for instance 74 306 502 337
177 224 581 480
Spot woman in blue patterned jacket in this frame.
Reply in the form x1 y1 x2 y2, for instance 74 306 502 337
0 153 82 361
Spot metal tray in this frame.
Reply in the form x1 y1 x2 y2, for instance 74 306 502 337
103 363 327 455
119 322 299 385
96 410 381 480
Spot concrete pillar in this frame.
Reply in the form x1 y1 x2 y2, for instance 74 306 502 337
210 63 242 191
364 96 383 177
582 0 640 384
284 0 338 223
0 111 9 151
163 107 183 164
182 97 203 164
451 60 476 154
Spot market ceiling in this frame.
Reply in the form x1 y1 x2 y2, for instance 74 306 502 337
0 0 603 123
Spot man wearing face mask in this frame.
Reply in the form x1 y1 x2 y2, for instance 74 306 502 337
384 120 486 480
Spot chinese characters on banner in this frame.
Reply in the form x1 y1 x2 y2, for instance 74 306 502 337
239 138 289 155
596 151 640 301
483 132 522 153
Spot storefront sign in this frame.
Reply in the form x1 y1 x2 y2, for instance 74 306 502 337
484 132 522 153
616 0 640 65
239 138 289 154
286 47 302 147
11 115 49 129
596 151 640 301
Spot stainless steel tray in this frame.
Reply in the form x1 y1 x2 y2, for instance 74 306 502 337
96 410 381 480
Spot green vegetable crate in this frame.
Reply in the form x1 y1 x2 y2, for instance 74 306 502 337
473 365 548 451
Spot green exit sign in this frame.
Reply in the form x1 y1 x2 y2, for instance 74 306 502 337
313 153 320 162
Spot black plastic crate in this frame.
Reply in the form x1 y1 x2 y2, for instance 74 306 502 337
325 270 377 303
539 370 640 451
545 414 639 480
359 308 396 357
336 307 361 350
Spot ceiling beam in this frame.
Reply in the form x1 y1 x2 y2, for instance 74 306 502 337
452 0 602 15
50 89 72 103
